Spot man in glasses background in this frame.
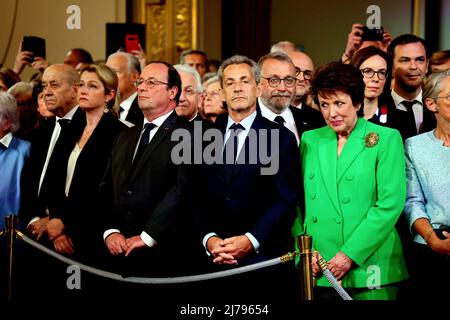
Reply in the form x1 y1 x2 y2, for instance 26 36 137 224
257 52 307 145
288 50 325 130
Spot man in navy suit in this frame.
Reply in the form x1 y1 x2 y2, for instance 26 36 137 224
197 55 301 303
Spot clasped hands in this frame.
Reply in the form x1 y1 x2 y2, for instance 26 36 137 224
105 233 146 257
27 217 74 255
206 235 253 265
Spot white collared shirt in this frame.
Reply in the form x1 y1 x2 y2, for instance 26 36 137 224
258 97 300 145
0 132 13 147
119 91 138 122
38 106 79 196
391 90 423 133
103 109 175 248
28 106 79 227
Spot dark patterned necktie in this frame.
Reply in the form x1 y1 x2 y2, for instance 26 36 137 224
223 123 244 165
274 115 285 127
402 100 418 134
133 122 156 164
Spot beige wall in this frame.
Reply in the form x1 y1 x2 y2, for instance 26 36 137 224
271 0 414 67
199 0 221 61
0 0 125 80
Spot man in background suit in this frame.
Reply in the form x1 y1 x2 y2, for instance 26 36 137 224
101 61 191 279
256 51 307 145
17 64 85 301
106 52 143 127
387 34 436 141
288 50 325 129
197 55 301 303
20 64 85 238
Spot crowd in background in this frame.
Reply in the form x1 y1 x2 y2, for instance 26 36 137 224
0 23 449 303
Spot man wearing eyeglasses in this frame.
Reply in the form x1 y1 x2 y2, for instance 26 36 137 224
288 50 325 130
387 34 436 141
100 61 193 282
174 64 203 122
257 52 307 145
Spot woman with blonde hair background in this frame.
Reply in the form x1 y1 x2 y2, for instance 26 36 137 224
404 70 450 300
46 64 126 263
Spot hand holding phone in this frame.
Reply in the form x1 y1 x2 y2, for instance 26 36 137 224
22 36 46 59
361 26 384 42
125 34 140 53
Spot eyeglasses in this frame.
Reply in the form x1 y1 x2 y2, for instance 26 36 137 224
433 94 450 101
295 67 313 80
360 68 388 80
204 90 221 99
134 77 169 88
261 76 297 88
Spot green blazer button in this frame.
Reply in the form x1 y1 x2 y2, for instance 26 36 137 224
342 197 350 203
311 216 318 223
334 217 342 224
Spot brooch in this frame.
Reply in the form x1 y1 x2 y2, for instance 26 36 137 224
365 132 379 147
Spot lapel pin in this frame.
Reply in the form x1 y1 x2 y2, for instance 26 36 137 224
365 132 379 148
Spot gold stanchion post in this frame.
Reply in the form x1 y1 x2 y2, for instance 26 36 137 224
5 215 19 302
297 234 313 300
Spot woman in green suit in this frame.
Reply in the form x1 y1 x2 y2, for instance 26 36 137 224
301 62 408 300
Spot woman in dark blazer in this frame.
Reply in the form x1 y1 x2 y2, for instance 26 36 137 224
349 46 392 126
46 64 127 264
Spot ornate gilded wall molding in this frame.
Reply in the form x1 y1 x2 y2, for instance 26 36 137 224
141 0 197 64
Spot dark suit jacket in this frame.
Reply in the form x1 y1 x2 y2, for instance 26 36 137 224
196 112 301 264
291 104 326 130
20 107 86 225
49 112 127 254
124 95 144 126
99 111 192 275
385 94 436 141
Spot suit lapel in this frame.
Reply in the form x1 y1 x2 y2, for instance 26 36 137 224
130 111 178 180
336 118 366 184
317 127 340 213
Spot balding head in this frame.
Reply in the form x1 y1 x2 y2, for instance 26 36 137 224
288 51 314 105
42 64 80 117
271 41 296 54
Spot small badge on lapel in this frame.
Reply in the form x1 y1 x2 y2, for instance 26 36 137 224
365 132 379 147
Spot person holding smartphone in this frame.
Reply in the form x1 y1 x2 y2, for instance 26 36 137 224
13 38 49 76
341 23 393 63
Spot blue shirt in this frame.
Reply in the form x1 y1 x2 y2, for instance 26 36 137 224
0 133 31 229
404 130 450 244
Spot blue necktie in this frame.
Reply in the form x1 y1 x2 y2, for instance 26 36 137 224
223 123 244 164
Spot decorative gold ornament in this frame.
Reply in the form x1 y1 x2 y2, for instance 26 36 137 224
365 132 379 147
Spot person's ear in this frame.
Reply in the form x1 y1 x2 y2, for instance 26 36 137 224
424 98 438 113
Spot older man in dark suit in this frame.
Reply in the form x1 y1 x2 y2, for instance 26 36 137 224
196 55 301 303
100 61 192 279
106 52 143 127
